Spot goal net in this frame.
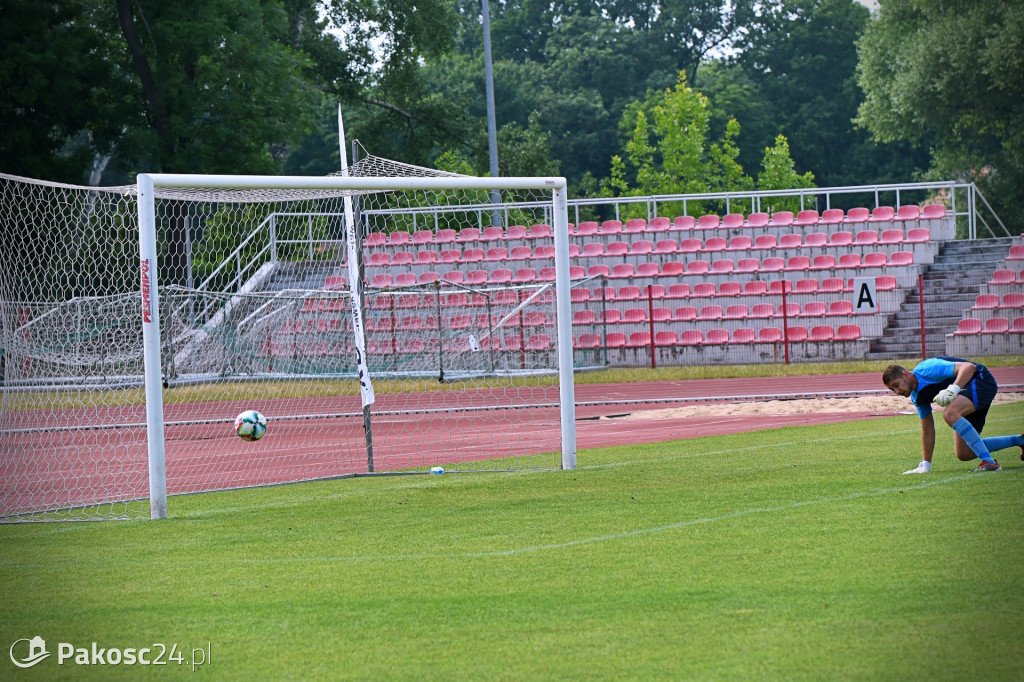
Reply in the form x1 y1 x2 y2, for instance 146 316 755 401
0 159 575 522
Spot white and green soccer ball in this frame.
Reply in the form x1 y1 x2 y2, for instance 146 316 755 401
234 410 268 441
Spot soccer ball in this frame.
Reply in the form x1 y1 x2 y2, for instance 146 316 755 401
234 410 267 441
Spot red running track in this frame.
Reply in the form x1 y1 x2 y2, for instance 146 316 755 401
3 368 1021 515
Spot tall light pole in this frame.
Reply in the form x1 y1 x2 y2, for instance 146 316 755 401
481 0 501 226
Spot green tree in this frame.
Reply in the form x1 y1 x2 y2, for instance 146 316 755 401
602 73 755 216
758 134 816 214
857 0 1024 234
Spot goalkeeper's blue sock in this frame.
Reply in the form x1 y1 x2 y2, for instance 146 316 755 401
952 418 996 463
981 434 1024 452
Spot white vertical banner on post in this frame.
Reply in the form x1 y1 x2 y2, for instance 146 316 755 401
852 277 878 314
339 106 375 406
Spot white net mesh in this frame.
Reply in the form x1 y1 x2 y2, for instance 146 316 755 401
0 161 566 521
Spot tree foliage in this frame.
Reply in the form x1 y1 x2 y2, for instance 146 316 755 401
857 0 1024 233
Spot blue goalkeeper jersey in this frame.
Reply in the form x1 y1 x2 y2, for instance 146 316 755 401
910 356 987 418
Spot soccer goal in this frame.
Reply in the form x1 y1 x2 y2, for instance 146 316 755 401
0 159 576 521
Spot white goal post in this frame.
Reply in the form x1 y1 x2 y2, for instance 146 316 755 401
136 173 578 519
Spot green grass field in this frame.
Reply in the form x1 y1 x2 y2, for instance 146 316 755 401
2 404 1023 680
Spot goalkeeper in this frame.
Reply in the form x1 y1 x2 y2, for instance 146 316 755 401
882 357 1024 474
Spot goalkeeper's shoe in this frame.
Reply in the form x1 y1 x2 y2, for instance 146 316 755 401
971 460 1001 473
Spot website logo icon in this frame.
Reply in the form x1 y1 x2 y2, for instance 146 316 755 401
9 636 51 668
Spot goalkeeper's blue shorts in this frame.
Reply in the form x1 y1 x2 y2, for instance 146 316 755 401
963 364 997 433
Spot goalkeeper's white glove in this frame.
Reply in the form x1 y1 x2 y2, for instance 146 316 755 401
902 460 931 475
935 384 961 407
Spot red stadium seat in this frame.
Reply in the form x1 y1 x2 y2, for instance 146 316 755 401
439 249 461 264
757 327 784 343
723 304 749 320
630 240 655 256
875 275 896 291
698 305 724 321
574 221 599 236
1011 317 1024 333
678 238 702 253
988 269 1017 286
364 232 387 247
654 239 679 254
697 214 721 230
466 270 488 285
602 309 622 324
711 259 735 273
661 262 685 277
802 301 827 317
828 300 854 316
894 205 921 222
750 304 775 319
727 236 754 251
624 218 648 234
533 244 555 259
588 264 612 278
435 228 457 243
654 331 678 347
528 224 552 239
606 241 629 256
838 254 862 269
868 206 895 223
753 234 778 250
652 306 672 322
705 328 730 344
794 210 820 226
667 283 691 298
506 225 528 240
804 232 828 247
737 258 760 273
810 255 837 271
794 279 818 294
600 220 623 235
1008 245 1024 261
367 252 390 267
679 330 704 345
744 280 768 295
863 252 887 267
760 257 785 272
810 325 835 341
829 231 854 246
456 227 481 243
745 212 770 228
609 264 636 279
855 230 879 245
626 332 651 348
889 251 914 266
649 216 671 231
693 282 716 298
722 213 745 229
674 306 698 321
835 324 861 340
617 285 642 301
982 317 1010 334
717 281 742 297
488 269 513 284
786 326 809 342
880 229 905 244
704 236 728 251
412 230 434 245
843 207 870 224
1003 293 1024 308
972 294 999 310
687 260 711 275
605 332 627 349
392 251 414 265
637 262 660 278
921 204 946 219
785 256 811 272
906 228 931 243
820 208 845 224
779 234 802 249
953 318 983 335
820 277 845 293
511 267 537 283
575 334 601 349
769 211 795 227
671 215 696 230
730 328 756 344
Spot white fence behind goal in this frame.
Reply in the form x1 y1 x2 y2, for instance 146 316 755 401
0 164 575 522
